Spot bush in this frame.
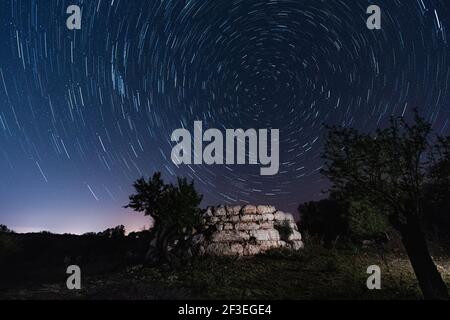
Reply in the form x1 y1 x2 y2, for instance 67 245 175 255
0 234 21 264
298 199 347 244
298 198 390 245
347 200 390 240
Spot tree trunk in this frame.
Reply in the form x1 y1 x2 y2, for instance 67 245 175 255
400 220 449 300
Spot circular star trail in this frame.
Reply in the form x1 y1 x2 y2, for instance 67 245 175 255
0 0 449 232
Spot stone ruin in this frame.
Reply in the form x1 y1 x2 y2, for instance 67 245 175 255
192 205 303 256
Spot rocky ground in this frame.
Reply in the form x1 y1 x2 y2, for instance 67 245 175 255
2 245 450 300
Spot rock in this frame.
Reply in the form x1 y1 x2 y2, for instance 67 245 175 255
242 205 257 215
250 229 280 241
243 244 261 256
226 205 241 215
284 213 296 222
262 213 275 221
235 222 259 231
215 206 227 216
273 211 286 221
290 241 304 250
259 221 274 229
223 223 234 230
211 230 250 242
257 205 276 215
194 205 303 256
241 214 263 222
288 230 302 241
205 243 243 256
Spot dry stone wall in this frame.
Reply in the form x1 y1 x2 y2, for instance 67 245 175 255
192 205 303 256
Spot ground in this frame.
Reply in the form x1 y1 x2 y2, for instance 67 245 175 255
2 245 450 300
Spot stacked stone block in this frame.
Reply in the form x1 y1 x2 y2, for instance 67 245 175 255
193 205 303 256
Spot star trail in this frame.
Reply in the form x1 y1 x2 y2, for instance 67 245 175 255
0 0 449 233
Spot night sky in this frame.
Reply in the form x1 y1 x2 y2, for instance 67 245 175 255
0 0 449 234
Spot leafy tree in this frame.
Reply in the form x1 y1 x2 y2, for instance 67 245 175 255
424 137 450 242
0 225 14 233
126 172 203 266
298 199 347 244
322 113 449 300
298 197 389 244
99 225 126 239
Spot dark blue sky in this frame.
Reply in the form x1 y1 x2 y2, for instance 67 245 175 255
1 0 450 234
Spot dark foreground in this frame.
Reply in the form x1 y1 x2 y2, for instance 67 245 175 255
2 245 450 300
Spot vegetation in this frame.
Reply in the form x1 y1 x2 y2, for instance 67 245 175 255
298 197 390 245
1 245 449 300
0 224 14 234
126 172 203 267
0 227 151 290
321 112 450 299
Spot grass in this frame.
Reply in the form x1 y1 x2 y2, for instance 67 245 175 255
2 244 450 300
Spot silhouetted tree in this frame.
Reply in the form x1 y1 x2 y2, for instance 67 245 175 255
298 199 347 244
322 113 449 300
99 225 126 239
424 136 450 243
126 172 203 267
298 196 389 245
0 225 14 233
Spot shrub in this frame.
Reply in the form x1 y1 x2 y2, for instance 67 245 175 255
346 200 390 240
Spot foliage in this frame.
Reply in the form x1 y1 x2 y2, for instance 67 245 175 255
274 220 293 240
298 199 347 243
346 199 390 240
0 225 14 233
0 234 21 264
322 111 450 299
298 197 390 244
126 172 203 266
98 225 126 239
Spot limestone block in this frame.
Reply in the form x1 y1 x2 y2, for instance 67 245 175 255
250 229 280 241
242 205 257 215
226 205 241 215
209 216 220 224
290 241 304 250
211 230 250 242
235 222 259 231
284 213 295 222
259 221 274 229
273 211 286 221
223 223 234 230
204 207 213 217
229 215 241 223
257 240 281 251
214 206 227 216
243 244 261 256
241 214 263 222
261 213 275 221
257 205 276 215
205 243 243 256
288 230 302 241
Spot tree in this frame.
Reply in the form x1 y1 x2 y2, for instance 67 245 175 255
322 113 449 300
298 196 390 245
98 225 126 239
298 199 347 244
424 137 450 242
0 225 14 233
126 172 203 266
